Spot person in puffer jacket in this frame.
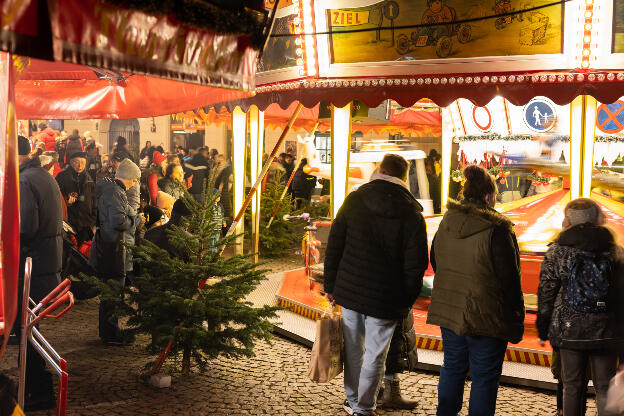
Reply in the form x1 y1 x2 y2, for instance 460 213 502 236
37 122 57 151
537 198 624 416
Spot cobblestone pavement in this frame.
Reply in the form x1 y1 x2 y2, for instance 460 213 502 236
1 255 597 415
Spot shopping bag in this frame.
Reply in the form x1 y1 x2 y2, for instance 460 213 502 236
606 368 624 414
308 311 343 383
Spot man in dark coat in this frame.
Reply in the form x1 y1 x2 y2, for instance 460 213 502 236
17 135 63 411
324 154 429 416
184 147 210 202
291 158 316 208
90 159 142 344
214 154 232 220
56 151 96 244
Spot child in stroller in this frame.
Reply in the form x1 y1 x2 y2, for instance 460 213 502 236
61 221 99 300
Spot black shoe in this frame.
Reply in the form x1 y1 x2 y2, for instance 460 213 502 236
101 336 131 346
7 334 19 345
24 392 56 412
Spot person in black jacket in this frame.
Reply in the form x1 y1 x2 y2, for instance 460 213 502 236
184 147 210 202
537 198 624 416
56 151 96 244
17 136 63 411
324 154 429 416
91 159 142 344
143 199 193 259
291 158 316 208
60 129 85 167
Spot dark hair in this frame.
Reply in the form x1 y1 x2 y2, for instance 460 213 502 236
461 165 496 202
38 122 47 130
165 162 180 178
116 136 127 146
210 149 218 157
379 154 408 179
171 199 192 219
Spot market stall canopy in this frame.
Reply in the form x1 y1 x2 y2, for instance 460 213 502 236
0 0 270 90
13 57 254 119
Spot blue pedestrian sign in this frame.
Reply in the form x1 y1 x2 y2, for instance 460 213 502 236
523 98 556 132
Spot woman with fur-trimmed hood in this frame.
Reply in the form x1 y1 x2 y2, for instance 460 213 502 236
427 165 525 416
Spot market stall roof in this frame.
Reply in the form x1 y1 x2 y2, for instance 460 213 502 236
13 58 253 119
1 0 269 90
210 71 624 112
175 100 441 136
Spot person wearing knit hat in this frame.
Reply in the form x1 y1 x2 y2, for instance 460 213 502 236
91 158 142 345
146 151 168 205
18 135 32 156
538 197 624 416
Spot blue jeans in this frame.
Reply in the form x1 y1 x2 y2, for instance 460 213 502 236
437 328 508 416
341 307 397 415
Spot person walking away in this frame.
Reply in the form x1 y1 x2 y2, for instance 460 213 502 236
60 129 85 167
85 142 102 182
158 163 186 200
324 154 429 416
537 198 624 416
37 122 57 151
55 151 96 245
185 147 211 203
112 136 135 163
214 154 233 223
90 159 142 344
280 153 295 192
427 164 525 416
139 140 154 167
291 158 317 209
16 135 63 411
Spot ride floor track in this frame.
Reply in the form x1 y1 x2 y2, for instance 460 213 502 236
248 268 558 391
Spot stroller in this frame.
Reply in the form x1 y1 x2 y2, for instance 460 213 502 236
61 222 99 300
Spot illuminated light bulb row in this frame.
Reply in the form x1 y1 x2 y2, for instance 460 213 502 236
581 0 594 69
254 72 624 93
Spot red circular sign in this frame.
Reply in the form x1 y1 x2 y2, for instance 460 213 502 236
472 105 492 132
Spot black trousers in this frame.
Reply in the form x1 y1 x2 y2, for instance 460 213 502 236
561 348 618 416
95 233 125 341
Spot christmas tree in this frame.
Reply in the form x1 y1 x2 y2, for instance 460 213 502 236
255 171 302 257
93 183 280 375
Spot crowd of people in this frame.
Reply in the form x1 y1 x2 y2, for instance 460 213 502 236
15 125 237 411
324 155 623 416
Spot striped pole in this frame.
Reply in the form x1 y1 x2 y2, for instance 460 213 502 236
266 121 319 229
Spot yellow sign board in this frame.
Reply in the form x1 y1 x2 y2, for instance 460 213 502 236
328 9 370 26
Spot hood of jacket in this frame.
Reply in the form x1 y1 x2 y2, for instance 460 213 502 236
556 223 615 252
187 153 209 167
96 177 124 200
356 179 422 219
67 133 81 142
442 199 514 239
19 156 42 172
40 128 55 139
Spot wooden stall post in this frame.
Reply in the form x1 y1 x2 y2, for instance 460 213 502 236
248 106 264 263
330 103 352 219
232 106 246 255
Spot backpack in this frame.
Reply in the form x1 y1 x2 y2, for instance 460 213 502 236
566 251 611 313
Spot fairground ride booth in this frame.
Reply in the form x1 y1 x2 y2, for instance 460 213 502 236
206 0 624 388
0 0 271 374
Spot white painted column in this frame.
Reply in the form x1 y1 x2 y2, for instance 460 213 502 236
248 106 264 263
569 95 596 199
330 103 352 219
231 106 246 254
441 107 454 210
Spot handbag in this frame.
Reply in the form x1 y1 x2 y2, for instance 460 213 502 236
606 368 624 414
308 308 343 383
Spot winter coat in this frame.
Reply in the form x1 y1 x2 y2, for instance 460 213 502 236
537 224 624 351
143 219 191 261
386 310 418 374
215 163 232 217
184 154 210 196
90 178 136 276
323 179 429 320
123 181 141 272
19 157 63 285
157 177 186 200
38 128 57 152
62 134 85 166
55 167 96 231
291 168 316 201
427 200 525 344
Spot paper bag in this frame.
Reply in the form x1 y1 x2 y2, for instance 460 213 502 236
308 314 343 383
606 368 624 414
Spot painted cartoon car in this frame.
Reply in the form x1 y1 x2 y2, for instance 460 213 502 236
395 1 471 58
